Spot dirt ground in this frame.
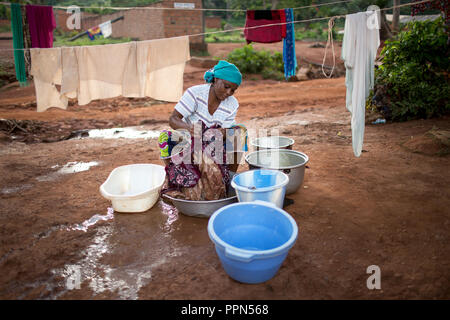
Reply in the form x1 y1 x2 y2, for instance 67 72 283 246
0 41 449 300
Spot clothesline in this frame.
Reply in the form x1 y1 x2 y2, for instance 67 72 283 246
0 0 353 12
0 0 435 52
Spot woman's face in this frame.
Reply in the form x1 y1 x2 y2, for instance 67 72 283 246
213 79 239 101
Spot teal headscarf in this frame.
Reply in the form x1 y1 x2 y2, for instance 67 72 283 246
204 60 242 86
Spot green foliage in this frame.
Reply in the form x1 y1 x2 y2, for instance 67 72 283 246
0 23 11 33
372 17 450 121
295 26 327 41
205 28 245 43
53 31 131 47
226 44 285 80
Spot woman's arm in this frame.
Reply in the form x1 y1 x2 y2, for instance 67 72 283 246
169 109 194 134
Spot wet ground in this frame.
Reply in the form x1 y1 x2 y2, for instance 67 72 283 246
0 43 449 300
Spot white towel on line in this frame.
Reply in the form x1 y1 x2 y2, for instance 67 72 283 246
99 20 112 38
341 11 380 157
31 36 191 111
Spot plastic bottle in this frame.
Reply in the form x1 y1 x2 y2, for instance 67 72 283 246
372 118 386 124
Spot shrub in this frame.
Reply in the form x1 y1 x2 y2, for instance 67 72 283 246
371 17 449 121
225 45 285 80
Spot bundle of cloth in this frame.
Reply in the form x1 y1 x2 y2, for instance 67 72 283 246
159 122 232 201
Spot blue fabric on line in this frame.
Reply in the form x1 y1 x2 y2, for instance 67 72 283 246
283 8 297 79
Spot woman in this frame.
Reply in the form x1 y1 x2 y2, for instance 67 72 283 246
159 61 245 201
168 60 245 172
169 60 241 135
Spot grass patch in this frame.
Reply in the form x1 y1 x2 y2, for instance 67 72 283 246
0 24 11 33
53 35 132 47
226 44 285 81
205 28 245 43
190 49 210 57
53 30 132 47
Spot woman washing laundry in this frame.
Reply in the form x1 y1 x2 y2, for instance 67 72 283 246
159 60 248 201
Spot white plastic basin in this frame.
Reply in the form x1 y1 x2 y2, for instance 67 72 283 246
100 164 166 213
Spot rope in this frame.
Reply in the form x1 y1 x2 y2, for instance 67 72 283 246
0 0 435 52
0 0 353 12
321 17 336 78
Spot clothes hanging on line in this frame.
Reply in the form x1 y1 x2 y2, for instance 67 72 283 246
20 4 32 77
30 47 68 112
283 8 297 79
341 11 380 157
30 36 190 112
99 21 113 38
129 36 191 102
26 4 56 48
10 3 27 87
87 26 102 40
244 8 297 79
244 9 287 44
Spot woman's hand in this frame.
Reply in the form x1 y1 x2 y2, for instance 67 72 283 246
169 110 192 132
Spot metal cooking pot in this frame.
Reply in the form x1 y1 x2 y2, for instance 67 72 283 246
161 189 237 218
245 149 309 195
251 136 295 151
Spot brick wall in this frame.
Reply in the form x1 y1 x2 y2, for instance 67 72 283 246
80 4 165 40
54 9 97 33
205 16 221 29
162 0 204 47
54 1 205 50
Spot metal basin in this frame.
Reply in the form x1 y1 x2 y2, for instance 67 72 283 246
231 169 288 208
251 136 295 151
161 189 237 218
245 149 309 195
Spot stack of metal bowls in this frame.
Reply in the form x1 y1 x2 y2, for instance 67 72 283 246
247 136 309 195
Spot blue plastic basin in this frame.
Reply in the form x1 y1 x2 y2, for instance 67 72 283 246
207 201 298 284
231 169 289 208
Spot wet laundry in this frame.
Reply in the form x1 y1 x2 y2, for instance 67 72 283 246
244 8 297 80
10 3 27 86
283 8 297 79
26 4 56 48
341 11 380 157
87 26 103 40
244 9 286 44
99 20 113 38
30 36 190 111
30 47 68 112
126 36 191 102
62 42 138 105
161 122 231 201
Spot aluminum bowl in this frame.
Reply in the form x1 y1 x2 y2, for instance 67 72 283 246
161 189 237 218
251 136 295 151
245 149 309 195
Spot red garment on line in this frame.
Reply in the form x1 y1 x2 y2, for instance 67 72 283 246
26 4 56 48
280 9 287 38
244 9 287 44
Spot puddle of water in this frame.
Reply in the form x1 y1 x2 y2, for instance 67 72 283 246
1 184 33 195
68 207 114 232
159 200 179 231
54 222 181 300
287 120 310 126
36 161 100 182
86 127 160 140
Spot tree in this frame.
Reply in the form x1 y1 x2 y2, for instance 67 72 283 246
392 0 400 34
271 0 279 9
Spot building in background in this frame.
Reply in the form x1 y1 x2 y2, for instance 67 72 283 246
54 0 206 51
